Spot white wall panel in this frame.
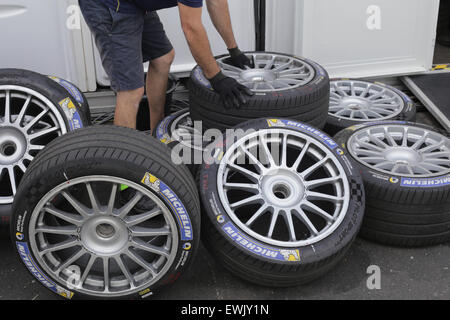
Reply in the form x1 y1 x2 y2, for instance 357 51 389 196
266 0 440 78
0 0 91 91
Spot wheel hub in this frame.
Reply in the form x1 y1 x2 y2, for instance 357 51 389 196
384 147 422 165
341 97 371 111
0 127 27 165
261 169 305 208
96 223 116 239
1 142 17 156
241 69 277 83
80 216 129 256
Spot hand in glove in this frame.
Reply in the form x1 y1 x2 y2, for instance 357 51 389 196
228 47 253 69
209 71 254 109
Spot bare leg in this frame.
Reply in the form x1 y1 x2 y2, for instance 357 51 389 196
146 49 175 132
114 87 145 129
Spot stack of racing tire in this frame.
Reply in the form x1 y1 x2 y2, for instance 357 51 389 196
325 79 449 246
1 51 449 300
157 52 367 287
156 52 449 286
189 52 330 131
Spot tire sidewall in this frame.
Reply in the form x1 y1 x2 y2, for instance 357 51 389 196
199 118 365 267
155 109 186 148
47 75 91 122
154 109 202 173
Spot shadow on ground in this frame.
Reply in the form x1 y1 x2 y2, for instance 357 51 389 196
1 224 448 300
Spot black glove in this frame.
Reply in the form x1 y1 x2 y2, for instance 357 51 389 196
209 71 254 109
228 47 253 69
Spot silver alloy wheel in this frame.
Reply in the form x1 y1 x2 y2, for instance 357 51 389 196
171 111 208 151
28 176 178 298
347 124 450 177
329 80 404 121
217 129 350 247
217 53 315 92
0 85 67 204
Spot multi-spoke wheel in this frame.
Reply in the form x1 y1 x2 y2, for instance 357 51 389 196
0 86 65 204
217 128 350 247
155 109 213 172
199 118 365 286
11 126 200 299
0 69 90 211
325 79 416 135
156 109 208 152
335 122 450 247
189 52 330 131
217 53 315 92
29 176 178 297
348 124 450 177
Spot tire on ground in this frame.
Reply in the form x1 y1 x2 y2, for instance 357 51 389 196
198 118 365 287
324 79 416 135
0 68 90 214
334 121 450 247
154 108 214 174
189 52 330 131
10 126 200 299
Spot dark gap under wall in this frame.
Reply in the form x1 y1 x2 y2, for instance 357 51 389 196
434 0 450 64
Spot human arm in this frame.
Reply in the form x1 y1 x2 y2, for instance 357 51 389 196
178 2 253 107
206 0 253 69
178 2 220 79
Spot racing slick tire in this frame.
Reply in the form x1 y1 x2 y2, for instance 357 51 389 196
154 108 214 174
334 121 450 247
189 52 330 131
10 126 200 299
198 118 365 286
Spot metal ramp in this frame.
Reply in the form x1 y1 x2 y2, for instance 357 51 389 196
402 66 450 131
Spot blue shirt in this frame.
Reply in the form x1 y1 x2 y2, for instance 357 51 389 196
105 0 203 13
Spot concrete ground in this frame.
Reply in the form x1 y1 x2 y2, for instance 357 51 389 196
0 224 448 300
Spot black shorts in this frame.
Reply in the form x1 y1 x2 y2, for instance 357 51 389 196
79 0 173 92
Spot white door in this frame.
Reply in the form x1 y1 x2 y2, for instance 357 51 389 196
0 0 92 91
266 0 440 78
